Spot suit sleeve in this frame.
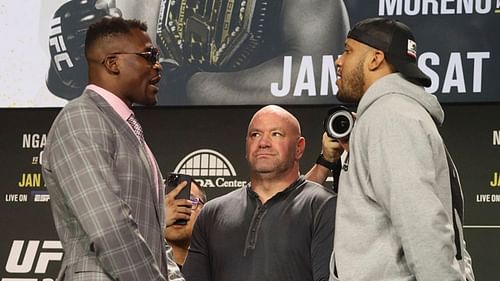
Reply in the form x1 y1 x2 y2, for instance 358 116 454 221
46 109 166 281
463 244 475 281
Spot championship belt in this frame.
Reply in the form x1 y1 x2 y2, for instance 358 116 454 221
157 0 281 71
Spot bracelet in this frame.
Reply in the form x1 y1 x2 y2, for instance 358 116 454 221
315 154 337 170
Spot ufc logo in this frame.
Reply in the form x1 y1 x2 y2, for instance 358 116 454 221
4 240 63 276
48 17 74 71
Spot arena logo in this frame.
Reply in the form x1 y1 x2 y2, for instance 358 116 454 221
173 149 247 188
2 240 62 281
379 0 498 15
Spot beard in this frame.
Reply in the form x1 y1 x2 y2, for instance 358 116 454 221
251 158 290 175
336 59 365 103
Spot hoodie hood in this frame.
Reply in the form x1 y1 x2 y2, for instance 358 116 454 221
357 73 444 126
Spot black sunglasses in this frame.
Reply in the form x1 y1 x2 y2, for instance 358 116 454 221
102 47 160 64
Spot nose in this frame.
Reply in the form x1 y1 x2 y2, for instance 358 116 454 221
153 61 163 72
258 133 271 148
335 54 343 67
335 55 343 76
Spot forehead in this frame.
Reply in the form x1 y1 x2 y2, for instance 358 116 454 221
105 28 152 51
249 111 289 130
345 38 361 48
345 38 374 54
190 182 203 196
125 29 152 47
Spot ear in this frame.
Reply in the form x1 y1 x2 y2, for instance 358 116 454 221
102 55 120 74
367 50 385 71
296 137 306 160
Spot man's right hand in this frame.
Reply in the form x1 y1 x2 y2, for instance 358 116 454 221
164 181 192 228
321 132 347 163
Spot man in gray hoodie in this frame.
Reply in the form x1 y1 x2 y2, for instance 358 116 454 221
329 18 473 281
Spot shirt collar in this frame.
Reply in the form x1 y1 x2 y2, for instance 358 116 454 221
246 176 306 200
86 84 133 121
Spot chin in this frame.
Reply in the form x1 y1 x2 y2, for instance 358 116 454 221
336 89 349 102
149 98 158 106
337 90 358 103
167 233 187 241
253 166 276 174
142 96 158 106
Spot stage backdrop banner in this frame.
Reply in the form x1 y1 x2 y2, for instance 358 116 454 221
0 0 499 107
1 105 499 280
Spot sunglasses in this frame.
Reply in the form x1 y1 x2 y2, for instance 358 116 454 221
102 47 160 65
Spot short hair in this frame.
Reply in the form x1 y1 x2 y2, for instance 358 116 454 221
84 17 148 58
191 180 208 203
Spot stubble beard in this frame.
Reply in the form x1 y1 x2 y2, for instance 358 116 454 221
251 151 296 179
337 59 365 103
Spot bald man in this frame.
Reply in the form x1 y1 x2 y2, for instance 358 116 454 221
42 17 184 280
182 105 337 281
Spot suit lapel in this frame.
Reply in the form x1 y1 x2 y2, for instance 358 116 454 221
85 90 164 225
85 90 140 150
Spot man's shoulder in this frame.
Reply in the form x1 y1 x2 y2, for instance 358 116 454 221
304 179 335 194
59 90 100 115
298 180 336 202
196 188 249 223
48 90 117 141
204 187 248 208
288 180 337 216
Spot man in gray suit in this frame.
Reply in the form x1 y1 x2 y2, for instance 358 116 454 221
42 17 184 280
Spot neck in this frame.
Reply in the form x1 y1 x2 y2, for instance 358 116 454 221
251 169 300 203
365 65 394 92
169 242 189 266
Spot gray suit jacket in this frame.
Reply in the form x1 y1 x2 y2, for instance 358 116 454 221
42 89 169 281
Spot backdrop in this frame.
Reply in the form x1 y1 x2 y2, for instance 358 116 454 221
0 0 499 107
1 105 499 280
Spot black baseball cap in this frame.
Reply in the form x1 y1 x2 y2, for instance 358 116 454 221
347 17 431 87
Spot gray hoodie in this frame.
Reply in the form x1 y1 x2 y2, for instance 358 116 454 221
330 73 464 281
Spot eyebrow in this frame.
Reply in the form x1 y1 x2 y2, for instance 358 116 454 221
248 127 285 133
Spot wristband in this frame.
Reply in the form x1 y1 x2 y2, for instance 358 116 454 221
315 154 337 170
